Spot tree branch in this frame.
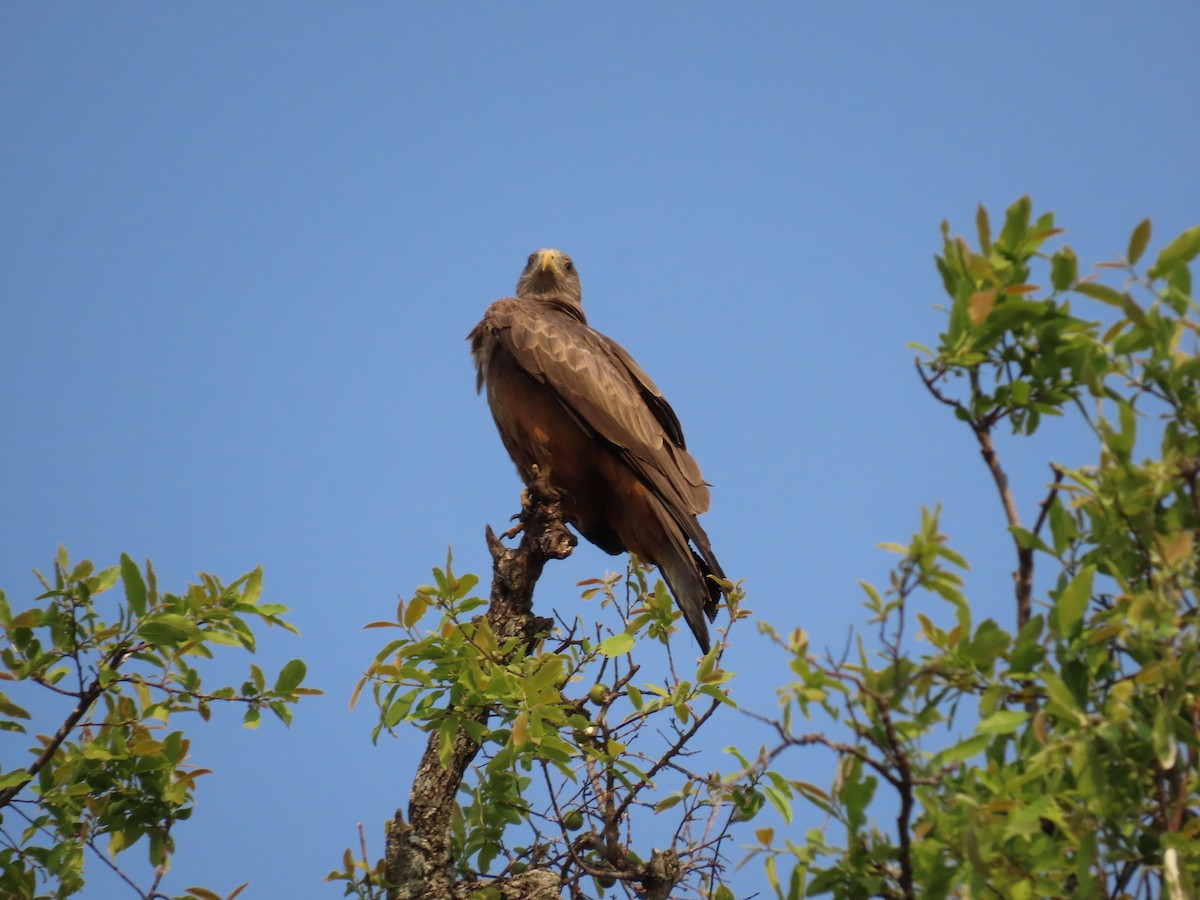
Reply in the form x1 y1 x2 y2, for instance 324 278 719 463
918 358 1040 630
385 475 575 900
0 678 103 809
874 689 915 899
1178 456 1200 534
612 698 721 824
972 421 1033 629
1031 464 1065 541
914 359 965 412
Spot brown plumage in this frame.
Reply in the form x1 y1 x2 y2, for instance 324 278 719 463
469 249 727 653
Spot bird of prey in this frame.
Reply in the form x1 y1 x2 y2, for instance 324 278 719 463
469 249 727 653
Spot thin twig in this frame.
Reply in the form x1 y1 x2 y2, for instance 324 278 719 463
914 359 964 411
973 422 1033 628
612 698 721 823
359 822 374 895
1032 464 1066 540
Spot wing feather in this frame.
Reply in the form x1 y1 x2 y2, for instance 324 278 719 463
485 298 710 516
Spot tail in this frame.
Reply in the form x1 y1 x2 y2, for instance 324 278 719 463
652 513 726 655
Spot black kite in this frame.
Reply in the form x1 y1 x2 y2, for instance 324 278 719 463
469 249 727 653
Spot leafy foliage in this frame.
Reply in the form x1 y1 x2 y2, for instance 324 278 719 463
0 549 317 900
333 552 751 898
740 200 1200 898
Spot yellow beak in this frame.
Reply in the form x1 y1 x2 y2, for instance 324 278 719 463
537 250 558 272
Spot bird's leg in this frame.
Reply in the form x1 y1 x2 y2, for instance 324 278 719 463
502 466 543 539
502 465 556 540
502 492 528 540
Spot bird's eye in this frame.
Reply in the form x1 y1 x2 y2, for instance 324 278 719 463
564 259 574 272
526 253 536 268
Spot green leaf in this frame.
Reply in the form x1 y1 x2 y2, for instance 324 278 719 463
1042 670 1082 720
1074 281 1126 308
1050 247 1078 290
653 794 682 813
1119 293 1150 329
437 718 457 767
596 633 634 657
1152 701 1178 769
961 619 1010 670
0 693 31 720
626 683 643 710
1047 498 1077 556
1127 218 1151 265
976 203 991 253
997 196 1032 253
1148 225 1200 279
0 770 32 790
452 573 479 600
528 657 564 694
764 785 793 824
977 709 1029 735
1008 619 1046 672
975 298 1049 333
840 773 877 829
404 596 428 628
120 553 147 617
1010 379 1031 406
932 733 991 766
1056 565 1095 637
273 659 306 693
384 689 418 728
730 786 765 822
1167 264 1193 312
269 701 292 726
92 565 121 594
241 566 263 606
137 614 201 646
1010 527 1052 555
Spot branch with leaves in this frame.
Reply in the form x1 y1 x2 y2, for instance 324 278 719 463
334 474 751 899
0 549 317 900
732 200 1200 899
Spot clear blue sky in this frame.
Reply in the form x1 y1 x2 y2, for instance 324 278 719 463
3 5 1198 897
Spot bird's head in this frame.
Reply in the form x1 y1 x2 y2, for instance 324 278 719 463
516 248 584 314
